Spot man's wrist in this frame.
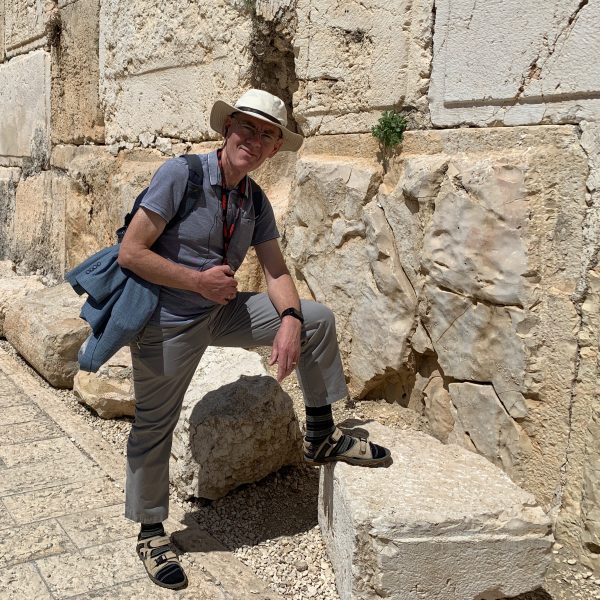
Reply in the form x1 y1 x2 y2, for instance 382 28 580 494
280 307 304 323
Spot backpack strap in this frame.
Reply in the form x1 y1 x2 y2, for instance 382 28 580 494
247 177 264 219
167 154 204 230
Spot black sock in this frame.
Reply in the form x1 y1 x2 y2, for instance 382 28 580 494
139 522 165 540
305 405 335 443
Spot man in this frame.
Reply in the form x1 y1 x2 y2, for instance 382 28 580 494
118 89 390 589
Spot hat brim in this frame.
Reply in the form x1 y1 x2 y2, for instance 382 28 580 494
210 100 303 152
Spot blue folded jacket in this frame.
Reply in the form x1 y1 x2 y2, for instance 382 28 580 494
65 245 159 372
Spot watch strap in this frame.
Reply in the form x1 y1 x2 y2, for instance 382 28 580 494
280 307 304 323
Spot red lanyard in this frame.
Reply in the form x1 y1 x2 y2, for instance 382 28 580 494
217 150 246 264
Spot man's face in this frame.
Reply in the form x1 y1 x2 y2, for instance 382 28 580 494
222 113 283 173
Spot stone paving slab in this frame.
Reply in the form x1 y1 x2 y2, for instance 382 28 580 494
57 505 139 550
0 455 100 498
0 418 65 445
0 437 83 469
3 477 123 525
0 499 16 531
0 403 43 426
0 519 77 570
36 537 144 599
0 563 54 599
0 346 283 599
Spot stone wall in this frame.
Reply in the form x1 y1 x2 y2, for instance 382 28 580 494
1 0 599 572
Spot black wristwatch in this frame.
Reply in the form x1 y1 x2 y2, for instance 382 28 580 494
280 307 304 324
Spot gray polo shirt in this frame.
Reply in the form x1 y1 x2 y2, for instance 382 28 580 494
140 150 279 325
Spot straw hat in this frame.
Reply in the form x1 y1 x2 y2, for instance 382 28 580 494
210 89 303 152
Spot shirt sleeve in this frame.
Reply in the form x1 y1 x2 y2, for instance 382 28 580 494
139 157 189 223
251 188 280 246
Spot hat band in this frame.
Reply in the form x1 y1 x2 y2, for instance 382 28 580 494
235 106 282 126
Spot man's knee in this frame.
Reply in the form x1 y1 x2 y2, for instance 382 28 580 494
302 301 338 335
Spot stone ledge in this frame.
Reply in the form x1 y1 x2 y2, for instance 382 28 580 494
319 422 553 600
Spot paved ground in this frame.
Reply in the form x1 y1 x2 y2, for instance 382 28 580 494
0 348 282 600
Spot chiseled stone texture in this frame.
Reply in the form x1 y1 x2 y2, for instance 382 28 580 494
3 283 90 388
319 422 552 600
4 0 47 57
73 347 134 419
12 171 66 276
0 0 5 63
430 0 600 126
99 0 253 143
51 0 105 144
0 168 21 258
171 346 302 500
285 141 417 397
374 126 588 508
0 50 50 164
294 0 433 135
0 270 45 338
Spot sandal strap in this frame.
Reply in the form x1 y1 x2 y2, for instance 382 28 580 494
308 427 374 461
137 535 183 578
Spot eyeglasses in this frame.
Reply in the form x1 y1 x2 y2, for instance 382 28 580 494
232 117 282 146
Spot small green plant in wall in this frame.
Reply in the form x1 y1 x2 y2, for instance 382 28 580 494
371 110 407 149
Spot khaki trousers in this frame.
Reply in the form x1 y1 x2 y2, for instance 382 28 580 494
125 292 348 523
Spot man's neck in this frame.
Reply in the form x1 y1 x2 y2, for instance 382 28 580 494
219 148 246 189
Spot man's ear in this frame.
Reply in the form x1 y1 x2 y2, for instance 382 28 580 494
268 138 284 158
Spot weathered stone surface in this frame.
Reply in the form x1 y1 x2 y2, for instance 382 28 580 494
430 0 600 126
0 0 5 63
373 126 587 508
12 171 65 276
100 1 253 143
447 382 533 485
285 152 417 397
293 0 433 135
0 273 45 337
73 347 134 419
0 168 21 260
0 50 50 165
3 283 89 388
171 346 302 500
4 0 47 57
319 422 552 600
51 0 105 144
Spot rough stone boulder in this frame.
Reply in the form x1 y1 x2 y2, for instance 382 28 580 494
73 347 135 419
4 283 89 388
171 346 303 501
0 263 45 337
319 422 552 600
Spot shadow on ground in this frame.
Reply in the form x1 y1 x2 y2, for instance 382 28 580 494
180 464 321 549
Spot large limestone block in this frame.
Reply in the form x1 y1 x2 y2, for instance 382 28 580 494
12 171 65 276
294 0 433 134
4 283 89 388
430 0 600 126
319 422 552 600
100 0 253 143
73 347 134 419
52 0 105 144
0 50 50 165
0 271 45 337
374 126 588 507
285 153 417 398
4 0 48 57
171 347 302 500
0 0 5 63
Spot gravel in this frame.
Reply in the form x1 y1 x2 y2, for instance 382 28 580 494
1 339 594 600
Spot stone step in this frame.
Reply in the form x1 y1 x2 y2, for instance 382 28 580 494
319 422 552 600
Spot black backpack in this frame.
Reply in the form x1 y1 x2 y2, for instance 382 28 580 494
115 154 264 243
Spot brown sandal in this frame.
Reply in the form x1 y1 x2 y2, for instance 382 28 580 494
304 427 391 467
136 535 188 590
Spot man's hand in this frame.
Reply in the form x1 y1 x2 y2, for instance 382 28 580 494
196 265 238 304
269 317 302 382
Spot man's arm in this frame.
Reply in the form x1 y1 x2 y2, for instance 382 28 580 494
255 239 302 382
118 207 237 305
